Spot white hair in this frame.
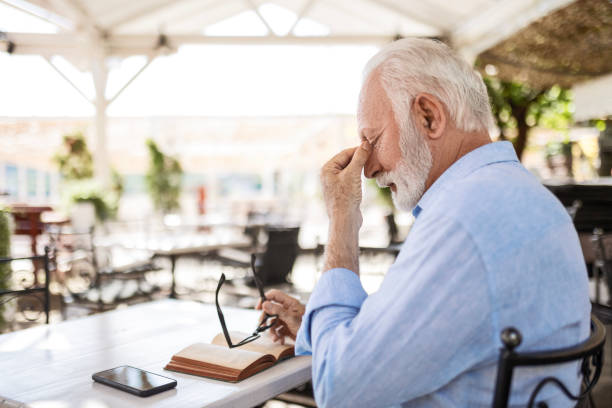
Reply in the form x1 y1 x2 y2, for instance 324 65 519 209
363 38 494 134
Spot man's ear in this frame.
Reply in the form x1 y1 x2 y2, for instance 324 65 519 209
413 93 447 140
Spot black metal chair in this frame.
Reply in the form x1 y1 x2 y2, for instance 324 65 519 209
0 246 51 325
492 312 607 408
211 226 301 286
591 230 612 305
48 227 160 311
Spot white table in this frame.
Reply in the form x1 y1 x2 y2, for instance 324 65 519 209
0 299 311 407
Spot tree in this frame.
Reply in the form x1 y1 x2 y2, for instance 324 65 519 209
145 139 183 214
484 77 573 160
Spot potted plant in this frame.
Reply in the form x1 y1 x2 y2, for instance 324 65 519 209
145 139 183 214
53 132 122 227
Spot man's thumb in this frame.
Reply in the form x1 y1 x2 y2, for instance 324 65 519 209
347 141 371 173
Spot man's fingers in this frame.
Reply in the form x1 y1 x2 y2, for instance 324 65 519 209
324 147 358 172
275 326 286 345
264 289 298 308
346 141 371 174
262 301 288 319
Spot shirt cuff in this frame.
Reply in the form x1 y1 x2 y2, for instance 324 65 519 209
295 267 367 355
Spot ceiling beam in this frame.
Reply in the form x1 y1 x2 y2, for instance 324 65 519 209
363 0 448 32
146 0 235 35
17 0 75 22
43 0 98 31
4 32 393 57
107 56 155 105
106 0 188 32
245 0 276 36
288 0 317 35
452 0 576 61
0 0 74 29
43 55 93 104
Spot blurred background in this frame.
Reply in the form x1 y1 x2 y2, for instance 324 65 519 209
1 0 611 406
0 0 611 335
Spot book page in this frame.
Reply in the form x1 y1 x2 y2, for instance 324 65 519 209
173 342 265 371
211 331 294 361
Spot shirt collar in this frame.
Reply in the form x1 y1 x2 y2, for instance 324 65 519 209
412 141 518 218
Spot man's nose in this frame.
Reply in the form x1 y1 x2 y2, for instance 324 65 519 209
363 156 381 179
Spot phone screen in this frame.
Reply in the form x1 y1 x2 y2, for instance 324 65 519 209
94 366 175 392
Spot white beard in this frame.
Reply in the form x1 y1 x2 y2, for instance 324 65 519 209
376 119 433 212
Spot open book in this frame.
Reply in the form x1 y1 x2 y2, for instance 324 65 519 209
164 332 294 382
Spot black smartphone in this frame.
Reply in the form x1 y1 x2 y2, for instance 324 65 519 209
92 365 177 397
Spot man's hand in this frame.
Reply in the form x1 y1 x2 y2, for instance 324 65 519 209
321 141 371 273
256 289 305 344
321 141 372 223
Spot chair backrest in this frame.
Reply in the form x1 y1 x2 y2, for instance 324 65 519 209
257 226 300 285
492 314 606 408
591 230 612 304
0 247 51 326
546 184 612 233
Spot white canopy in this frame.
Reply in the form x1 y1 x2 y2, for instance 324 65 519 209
0 0 576 183
2 0 575 57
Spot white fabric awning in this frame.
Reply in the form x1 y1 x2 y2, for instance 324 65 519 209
1 0 576 60
0 0 580 184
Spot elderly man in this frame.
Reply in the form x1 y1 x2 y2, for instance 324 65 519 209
258 39 590 407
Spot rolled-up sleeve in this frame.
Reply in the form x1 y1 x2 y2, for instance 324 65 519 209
295 268 367 355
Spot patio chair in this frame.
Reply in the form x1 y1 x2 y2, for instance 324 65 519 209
492 308 609 408
547 184 612 304
0 247 51 326
591 230 612 305
49 227 160 311
211 225 300 286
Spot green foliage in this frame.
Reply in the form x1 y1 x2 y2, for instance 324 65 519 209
53 132 123 222
53 132 94 180
145 139 183 214
484 77 573 160
64 180 117 221
0 209 11 329
529 85 573 132
111 168 124 197
592 119 607 132
368 179 393 211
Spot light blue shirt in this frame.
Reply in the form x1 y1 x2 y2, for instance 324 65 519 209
295 141 591 408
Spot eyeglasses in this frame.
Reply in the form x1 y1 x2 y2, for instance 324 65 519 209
215 254 278 348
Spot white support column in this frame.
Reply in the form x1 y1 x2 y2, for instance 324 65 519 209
91 52 110 187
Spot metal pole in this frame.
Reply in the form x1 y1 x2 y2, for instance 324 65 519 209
492 349 514 408
43 246 50 324
170 255 177 299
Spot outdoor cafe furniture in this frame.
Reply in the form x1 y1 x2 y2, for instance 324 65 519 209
0 299 311 407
